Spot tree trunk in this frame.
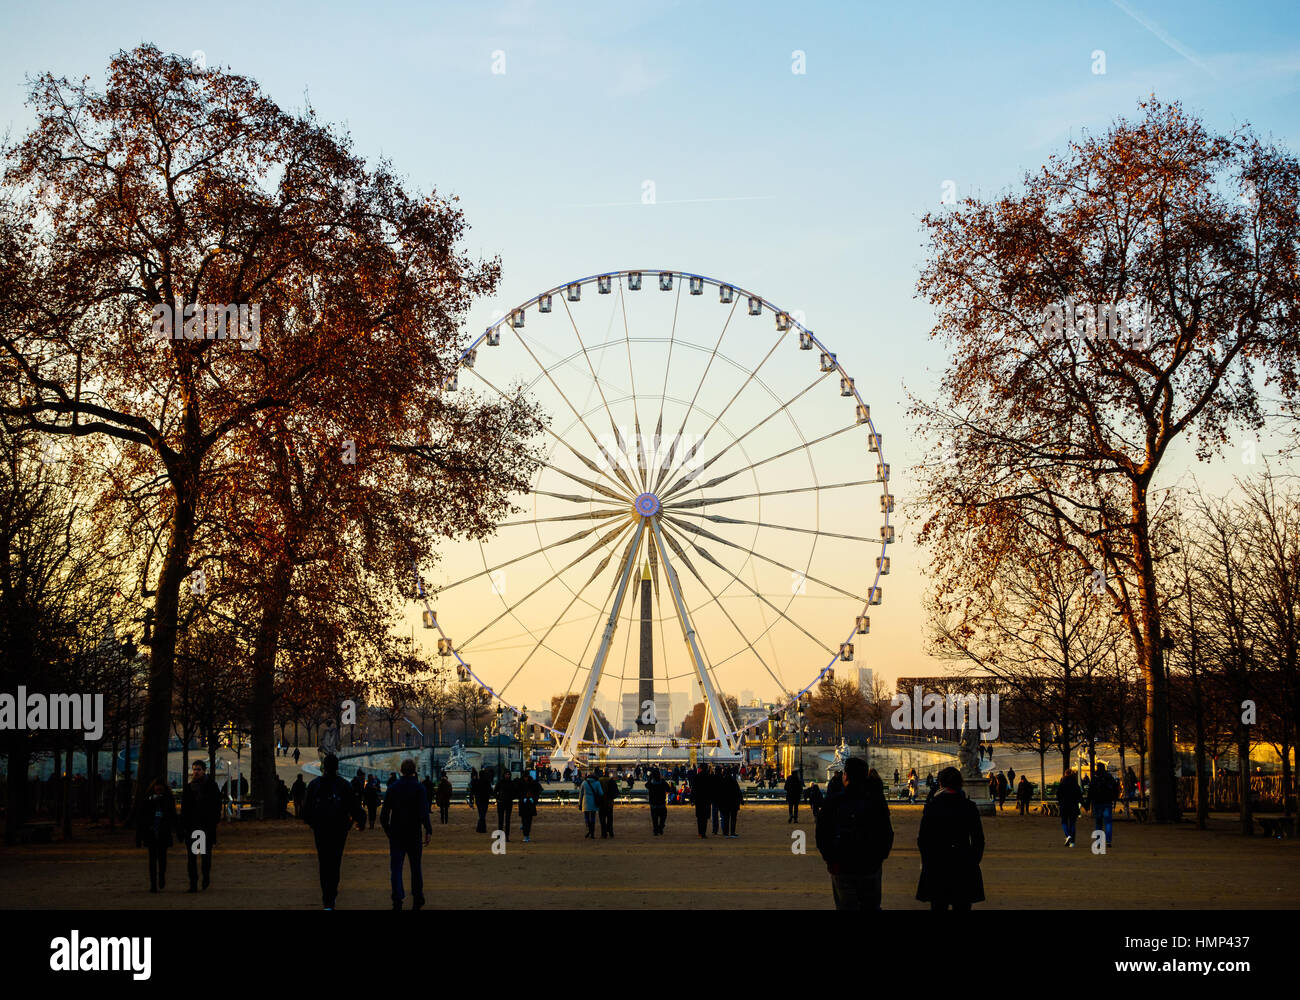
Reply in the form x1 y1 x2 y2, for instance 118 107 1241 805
1238 727 1253 836
1133 500 1178 822
137 473 198 808
61 742 73 839
87 747 99 823
249 559 292 820
1282 737 1293 819
4 743 29 844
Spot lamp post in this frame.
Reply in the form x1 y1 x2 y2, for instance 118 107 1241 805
519 707 530 778
495 705 503 776
122 637 137 788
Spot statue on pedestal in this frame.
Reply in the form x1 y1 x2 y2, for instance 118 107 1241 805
445 740 472 771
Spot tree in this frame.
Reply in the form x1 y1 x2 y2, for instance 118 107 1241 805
806 678 867 744
0 45 520 800
913 100 1300 821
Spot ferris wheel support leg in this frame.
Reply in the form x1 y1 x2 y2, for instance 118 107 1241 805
554 525 646 769
649 518 738 756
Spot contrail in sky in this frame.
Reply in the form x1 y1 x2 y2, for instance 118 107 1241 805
1110 0 1219 79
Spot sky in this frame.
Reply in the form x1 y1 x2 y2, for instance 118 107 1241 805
3 0 1298 717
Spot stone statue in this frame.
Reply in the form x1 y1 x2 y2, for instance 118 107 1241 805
319 723 340 755
445 740 472 771
957 721 981 780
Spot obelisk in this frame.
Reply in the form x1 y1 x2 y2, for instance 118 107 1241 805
638 561 655 732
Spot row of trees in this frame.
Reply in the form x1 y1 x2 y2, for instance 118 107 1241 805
912 99 1300 822
0 45 546 829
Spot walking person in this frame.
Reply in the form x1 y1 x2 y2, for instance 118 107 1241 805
435 774 452 824
179 760 222 893
784 769 804 822
303 753 366 910
916 766 986 911
1122 766 1138 817
579 770 603 839
995 771 1008 811
721 768 743 837
815 758 893 909
292 747 300 766
599 769 619 838
518 771 541 842
907 769 918 803
645 767 669 835
471 767 493 833
1015 775 1032 816
1057 767 1082 846
692 764 713 838
290 773 307 819
363 776 381 830
380 759 432 910
135 776 179 892
807 780 824 820
1087 762 1118 848
495 770 516 841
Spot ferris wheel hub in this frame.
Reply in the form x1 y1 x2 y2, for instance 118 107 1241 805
633 492 662 517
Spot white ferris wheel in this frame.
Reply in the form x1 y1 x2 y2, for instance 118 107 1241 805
413 270 892 769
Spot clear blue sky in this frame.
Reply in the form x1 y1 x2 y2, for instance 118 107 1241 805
3 0 1297 686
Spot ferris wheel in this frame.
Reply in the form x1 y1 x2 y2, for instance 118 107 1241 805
413 270 892 768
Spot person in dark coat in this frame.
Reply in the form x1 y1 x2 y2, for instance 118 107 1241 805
807 781 824 819
1015 775 1033 816
350 769 365 806
290 773 307 818
599 770 619 838
135 776 180 892
363 776 381 829
645 767 669 835
1057 767 1082 846
691 764 713 838
517 771 541 842
495 770 516 840
179 760 222 892
815 758 893 909
303 752 366 909
276 777 291 819
380 758 432 910
1086 762 1118 848
435 775 453 824
784 770 804 822
421 774 435 810
916 766 985 910
471 768 493 833
718 768 743 837
995 771 1008 811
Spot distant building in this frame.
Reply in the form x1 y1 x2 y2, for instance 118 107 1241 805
619 691 672 735
740 689 756 707
857 667 874 693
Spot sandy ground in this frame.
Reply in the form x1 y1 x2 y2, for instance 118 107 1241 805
1 802 1295 910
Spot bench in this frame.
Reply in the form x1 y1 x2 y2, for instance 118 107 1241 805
1039 802 1059 817
1255 816 1295 839
17 821 56 844
1131 807 1150 823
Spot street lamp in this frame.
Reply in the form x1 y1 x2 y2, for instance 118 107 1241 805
495 705 503 776
121 636 136 788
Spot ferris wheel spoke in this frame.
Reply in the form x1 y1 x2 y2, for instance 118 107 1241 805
655 527 791 700
662 421 859 505
458 519 636 648
667 508 879 546
559 296 639 486
651 295 741 494
440 518 631 594
662 513 862 601
659 371 832 501
652 283 684 482
616 281 649 493
657 324 793 496
510 326 642 496
495 508 627 529
665 479 880 510
477 521 637 699
543 461 630 505
464 365 629 496
658 520 837 657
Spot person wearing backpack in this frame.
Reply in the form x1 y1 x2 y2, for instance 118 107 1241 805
1086 762 1118 848
303 753 366 910
579 770 603 839
815 757 893 909
645 767 669 835
381 758 432 910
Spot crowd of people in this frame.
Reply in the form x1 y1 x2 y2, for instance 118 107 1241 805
130 750 1144 910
